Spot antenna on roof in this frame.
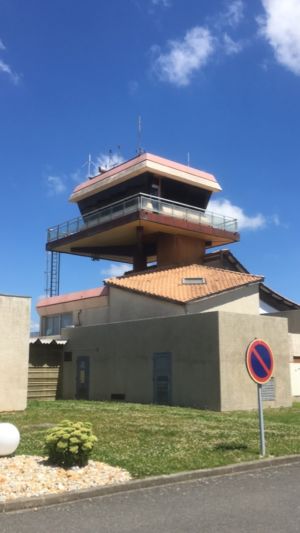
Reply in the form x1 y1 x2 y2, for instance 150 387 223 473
82 154 96 178
137 115 144 155
107 149 112 169
187 152 190 167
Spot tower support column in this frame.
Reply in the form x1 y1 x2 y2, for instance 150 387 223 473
133 227 147 272
157 234 205 267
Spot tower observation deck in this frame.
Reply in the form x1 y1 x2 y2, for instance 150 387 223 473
46 152 239 272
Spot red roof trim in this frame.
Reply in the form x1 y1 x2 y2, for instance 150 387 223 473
37 286 108 308
72 152 218 194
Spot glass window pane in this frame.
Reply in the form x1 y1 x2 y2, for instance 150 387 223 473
61 313 73 329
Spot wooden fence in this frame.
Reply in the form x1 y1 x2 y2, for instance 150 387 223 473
28 365 62 401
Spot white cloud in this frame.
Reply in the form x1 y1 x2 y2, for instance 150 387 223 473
47 175 67 195
223 0 245 27
259 0 300 75
0 59 20 84
102 263 130 278
96 151 124 171
0 37 20 84
208 198 266 230
223 33 243 55
152 26 215 86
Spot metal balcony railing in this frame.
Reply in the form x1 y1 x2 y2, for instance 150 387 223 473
47 193 238 242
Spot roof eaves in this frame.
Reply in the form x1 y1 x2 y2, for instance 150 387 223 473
260 283 300 309
204 249 250 273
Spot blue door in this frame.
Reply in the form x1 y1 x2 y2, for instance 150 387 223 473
76 356 90 400
153 352 172 405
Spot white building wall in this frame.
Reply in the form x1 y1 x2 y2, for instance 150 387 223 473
290 363 300 397
259 300 279 314
188 284 260 315
0 294 31 412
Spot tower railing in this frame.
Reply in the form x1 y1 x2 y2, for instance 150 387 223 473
47 193 238 242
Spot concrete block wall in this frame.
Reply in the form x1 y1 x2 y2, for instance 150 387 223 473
218 312 291 410
62 310 292 411
62 313 221 410
0 294 31 412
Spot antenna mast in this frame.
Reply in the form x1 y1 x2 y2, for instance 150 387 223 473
82 153 95 178
108 149 113 168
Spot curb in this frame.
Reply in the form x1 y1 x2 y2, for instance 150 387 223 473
1 455 300 514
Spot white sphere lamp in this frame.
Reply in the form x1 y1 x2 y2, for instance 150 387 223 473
0 423 20 456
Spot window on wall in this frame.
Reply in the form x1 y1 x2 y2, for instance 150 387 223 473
61 313 73 329
41 313 73 336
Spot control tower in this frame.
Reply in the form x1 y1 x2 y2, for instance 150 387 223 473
46 152 239 272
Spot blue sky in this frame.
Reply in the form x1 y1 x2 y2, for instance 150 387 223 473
1 0 300 329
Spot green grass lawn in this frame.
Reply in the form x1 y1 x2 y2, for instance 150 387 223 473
1 401 300 478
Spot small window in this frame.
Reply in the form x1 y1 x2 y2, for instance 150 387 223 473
182 277 206 285
61 313 73 329
42 315 60 336
64 352 72 362
41 312 73 336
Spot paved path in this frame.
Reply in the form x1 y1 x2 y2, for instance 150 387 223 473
1 463 300 532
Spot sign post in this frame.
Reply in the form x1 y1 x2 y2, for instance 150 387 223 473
246 339 274 457
257 384 265 456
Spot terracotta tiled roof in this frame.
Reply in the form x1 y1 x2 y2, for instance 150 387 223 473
37 286 108 308
106 264 263 304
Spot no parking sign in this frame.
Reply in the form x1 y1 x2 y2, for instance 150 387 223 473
246 339 274 384
246 339 274 457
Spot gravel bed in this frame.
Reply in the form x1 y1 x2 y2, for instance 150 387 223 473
0 455 131 502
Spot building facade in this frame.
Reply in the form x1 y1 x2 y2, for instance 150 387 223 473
35 153 299 410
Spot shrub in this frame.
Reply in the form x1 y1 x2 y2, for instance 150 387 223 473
45 420 98 468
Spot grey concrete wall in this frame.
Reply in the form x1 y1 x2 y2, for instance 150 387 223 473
218 312 292 411
61 310 292 412
187 284 260 315
275 310 300 334
108 287 184 323
106 285 260 324
0 295 31 412
62 313 221 410
75 306 109 327
38 283 261 331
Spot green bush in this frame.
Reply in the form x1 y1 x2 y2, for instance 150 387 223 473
44 420 98 468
